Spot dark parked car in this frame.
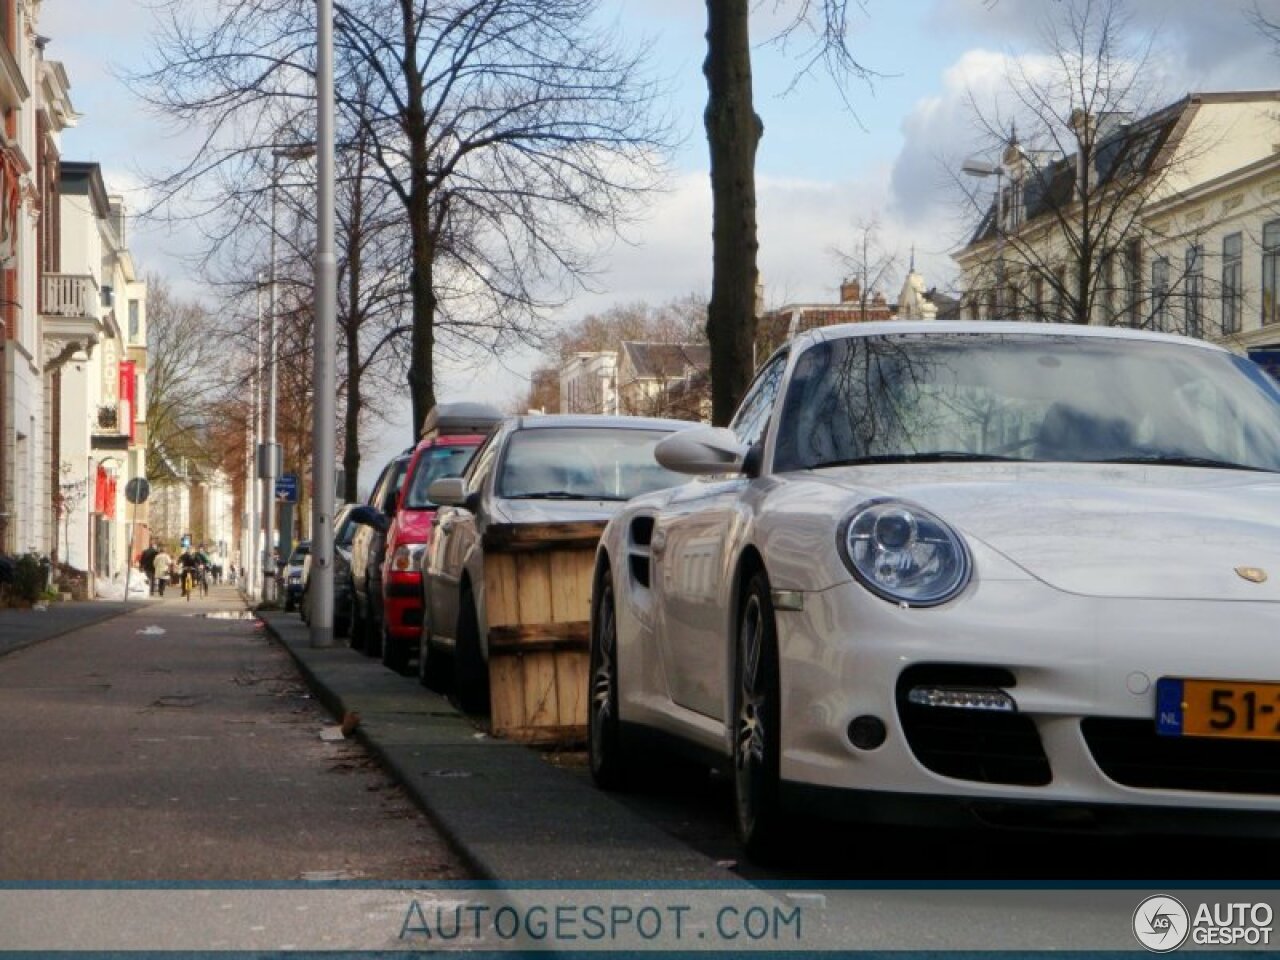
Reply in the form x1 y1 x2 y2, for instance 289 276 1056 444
281 540 310 612
300 504 358 635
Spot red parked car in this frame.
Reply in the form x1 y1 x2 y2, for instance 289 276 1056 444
377 403 503 673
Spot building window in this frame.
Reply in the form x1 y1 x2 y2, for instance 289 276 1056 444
1263 220 1280 327
1031 273 1045 321
1125 238 1142 327
1101 248 1116 323
128 299 140 341
1184 244 1203 339
1222 232 1243 334
1151 257 1169 331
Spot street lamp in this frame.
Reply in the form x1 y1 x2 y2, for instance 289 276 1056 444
962 157 1005 321
310 0 338 646
262 141 317 603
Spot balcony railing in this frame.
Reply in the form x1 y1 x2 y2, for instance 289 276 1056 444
42 274 97 318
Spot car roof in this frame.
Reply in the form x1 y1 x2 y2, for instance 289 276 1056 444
510 413 692 432
803 319 1231 353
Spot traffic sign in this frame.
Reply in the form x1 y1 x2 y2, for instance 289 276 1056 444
276 474 299 503
125 477 151 504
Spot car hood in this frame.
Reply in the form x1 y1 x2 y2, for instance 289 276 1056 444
808 463 1280 601
491 498 627 526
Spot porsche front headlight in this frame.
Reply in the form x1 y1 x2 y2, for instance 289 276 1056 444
839 499 971 607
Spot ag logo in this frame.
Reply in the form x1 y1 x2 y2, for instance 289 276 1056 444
1133 895 1190 952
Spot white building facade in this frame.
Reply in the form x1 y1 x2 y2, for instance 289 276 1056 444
955 91 1280 355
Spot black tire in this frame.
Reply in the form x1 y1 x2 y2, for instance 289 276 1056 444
349 598 366 651
589 569 628 790
454 585 489 714
417 628 446 690
382 626 409 674
284 594 295 613
734 570 785 863
360 586 378 660
363 613 383 658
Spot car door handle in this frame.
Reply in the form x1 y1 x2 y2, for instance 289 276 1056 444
650 530 666 556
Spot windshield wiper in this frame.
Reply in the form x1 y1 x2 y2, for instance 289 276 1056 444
814 452 1021 468
1094 455 1273 473
503 491 629 501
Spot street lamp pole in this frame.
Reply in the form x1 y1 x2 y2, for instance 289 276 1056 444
311 0 337 646
262 144 317 603
962 158 1006 320
262 155 282 603
249 276 263 600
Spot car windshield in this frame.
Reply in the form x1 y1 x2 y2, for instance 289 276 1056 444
334 509 357 548
288 544 309 565
498 427 686 500
775 333 1280 473
404 444 480 509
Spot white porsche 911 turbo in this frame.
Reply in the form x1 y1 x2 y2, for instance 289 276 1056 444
587 321 1280 859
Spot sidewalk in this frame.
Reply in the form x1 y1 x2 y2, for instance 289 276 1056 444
0 598 137 658
258 608 738 884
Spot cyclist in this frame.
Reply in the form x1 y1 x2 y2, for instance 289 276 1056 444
178 547 203 601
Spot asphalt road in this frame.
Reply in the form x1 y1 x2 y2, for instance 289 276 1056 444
0 586 466 881
555 750 1280 882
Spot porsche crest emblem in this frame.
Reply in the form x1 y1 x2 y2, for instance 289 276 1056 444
1235 566 1268 584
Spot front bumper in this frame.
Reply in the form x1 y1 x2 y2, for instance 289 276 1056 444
383 572 424 640
780 576 1280 816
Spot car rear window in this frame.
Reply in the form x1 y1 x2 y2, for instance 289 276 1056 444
403 444 481 508
497 427 684 501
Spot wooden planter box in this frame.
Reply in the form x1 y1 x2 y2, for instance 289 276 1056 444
483 521 607 744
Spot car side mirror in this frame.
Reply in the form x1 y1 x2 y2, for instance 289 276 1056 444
655 425 749 476
348 505 390 534
429 477 468 508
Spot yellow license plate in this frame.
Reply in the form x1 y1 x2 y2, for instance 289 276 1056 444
1156 678 1280 740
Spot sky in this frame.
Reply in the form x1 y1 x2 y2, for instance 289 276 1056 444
39 0 1279 491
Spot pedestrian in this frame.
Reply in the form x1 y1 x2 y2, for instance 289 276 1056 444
140 542 158 595
153 545 173 597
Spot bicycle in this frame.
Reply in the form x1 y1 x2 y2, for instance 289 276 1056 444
181 567 196 601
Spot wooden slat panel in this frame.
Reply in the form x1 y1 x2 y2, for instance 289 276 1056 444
501 725 587 745
549 549 594 624
489 655 525 734
483 521 608 552
522 652 559 728
555 649 588 729
515 553 553 625
488 621 589 656
484 553 519 627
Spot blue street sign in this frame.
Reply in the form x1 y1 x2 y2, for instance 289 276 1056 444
276 474 299 503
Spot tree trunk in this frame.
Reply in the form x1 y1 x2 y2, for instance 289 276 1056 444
703 0 762 426
401 0 436 438
342 163 364 505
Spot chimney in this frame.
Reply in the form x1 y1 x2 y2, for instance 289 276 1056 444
840 278 861 303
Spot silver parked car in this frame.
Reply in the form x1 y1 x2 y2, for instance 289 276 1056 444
423 414 689 711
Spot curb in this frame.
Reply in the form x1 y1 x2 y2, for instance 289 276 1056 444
257 611 501 880
256 608 737 884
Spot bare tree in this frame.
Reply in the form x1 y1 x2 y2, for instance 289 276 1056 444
130 0 672 451
144 276 227 483
831 218 900 322
336 0 672 433
952 0 1215 333
703 1 874 424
